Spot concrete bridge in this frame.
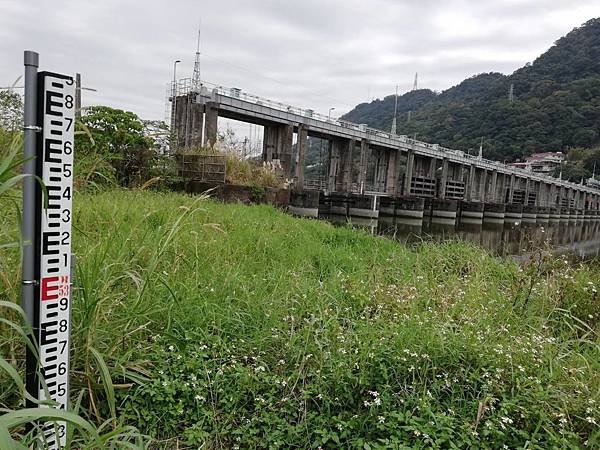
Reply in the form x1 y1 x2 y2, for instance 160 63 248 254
171 80 600 227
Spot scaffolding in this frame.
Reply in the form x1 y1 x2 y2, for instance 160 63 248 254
176 153 226 183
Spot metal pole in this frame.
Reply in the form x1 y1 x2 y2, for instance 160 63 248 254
75 73 81 119
172 60 181 150
22 50 39 405
22 50 39 330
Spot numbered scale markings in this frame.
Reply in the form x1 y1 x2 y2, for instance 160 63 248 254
35 72 75 449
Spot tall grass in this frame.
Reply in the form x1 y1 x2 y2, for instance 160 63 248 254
2 185 600 448
0 134 147 448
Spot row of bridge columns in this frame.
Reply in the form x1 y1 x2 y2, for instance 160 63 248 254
172 95 218 148
263 123 294 176
287 132 600 211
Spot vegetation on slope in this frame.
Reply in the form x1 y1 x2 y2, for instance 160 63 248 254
342 18 600 167
1 187 600 448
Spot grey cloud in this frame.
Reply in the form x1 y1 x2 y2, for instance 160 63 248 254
0 0 598 121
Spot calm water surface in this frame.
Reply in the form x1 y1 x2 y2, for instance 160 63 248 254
327 214 600 260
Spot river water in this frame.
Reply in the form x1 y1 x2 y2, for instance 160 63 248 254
329 215 600 260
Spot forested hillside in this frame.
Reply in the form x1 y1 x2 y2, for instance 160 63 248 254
342 18 600 165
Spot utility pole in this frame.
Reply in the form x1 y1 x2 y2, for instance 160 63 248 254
478 137 484 160
391 84 398 135
407 74 418 124
172 59 181 150
75 73 81 119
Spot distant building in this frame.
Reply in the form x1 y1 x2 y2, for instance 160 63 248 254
507 161 529 170
587 176 600 189
507 152 564 174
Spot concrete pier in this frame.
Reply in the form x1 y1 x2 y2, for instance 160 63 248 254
560 207 570 223
569 208 577 224
522 205 537 225
459 201 484 226
505 204 523 226
289 190 319 218
537 207 550 224
330 195 348 217
379 196 424 227
430 199 458 226
483 203 505 225
549 207 561 224
295 124 308 187
319 193 378 226
378 196 396 217
396 197 425 226
348 195 378 221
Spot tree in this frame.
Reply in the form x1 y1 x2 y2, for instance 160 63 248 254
340 18 600 163
76 106 155 186
0 90 23 132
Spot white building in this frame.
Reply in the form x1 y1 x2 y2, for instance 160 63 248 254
508 152 564 174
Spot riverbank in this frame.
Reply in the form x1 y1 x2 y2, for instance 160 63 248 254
1 189 599 448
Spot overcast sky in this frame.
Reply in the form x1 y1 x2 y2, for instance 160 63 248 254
1 0 598 123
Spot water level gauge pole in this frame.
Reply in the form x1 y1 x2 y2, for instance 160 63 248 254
22 50 40 401
22 50 77 449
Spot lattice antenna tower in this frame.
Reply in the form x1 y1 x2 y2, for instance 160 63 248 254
407 73 418 123
192 21 202 91
508 83 514 103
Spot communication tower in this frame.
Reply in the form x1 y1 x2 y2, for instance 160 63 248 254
192 22 202 91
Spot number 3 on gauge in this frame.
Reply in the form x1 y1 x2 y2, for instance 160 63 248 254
61 209 71 223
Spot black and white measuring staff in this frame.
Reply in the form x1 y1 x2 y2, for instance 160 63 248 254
22 50 75 450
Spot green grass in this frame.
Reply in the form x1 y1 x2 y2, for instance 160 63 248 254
1 188 600 449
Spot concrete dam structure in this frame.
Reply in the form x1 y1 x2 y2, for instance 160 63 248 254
170 80 600 228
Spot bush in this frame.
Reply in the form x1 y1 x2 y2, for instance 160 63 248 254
76 106 157 187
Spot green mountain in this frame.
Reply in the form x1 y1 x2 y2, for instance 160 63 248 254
341 18 600 164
